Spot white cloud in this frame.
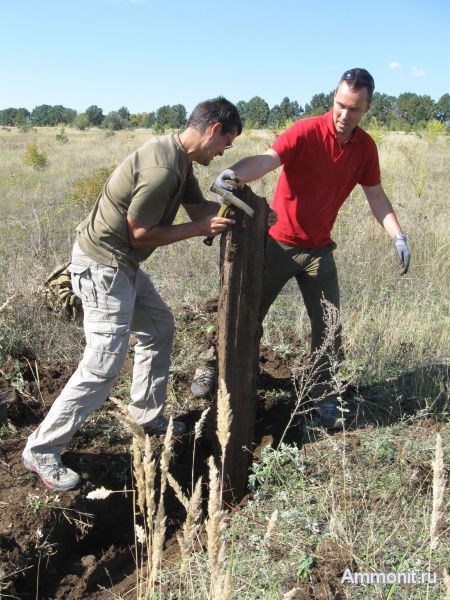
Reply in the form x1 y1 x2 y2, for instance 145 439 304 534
389 61 401 69
411 67 427 77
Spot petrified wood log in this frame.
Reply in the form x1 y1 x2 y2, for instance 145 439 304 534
217 184 269 504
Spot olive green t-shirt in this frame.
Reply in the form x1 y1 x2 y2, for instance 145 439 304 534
76 133 203 277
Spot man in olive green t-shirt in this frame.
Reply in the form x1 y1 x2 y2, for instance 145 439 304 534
22 97 242 491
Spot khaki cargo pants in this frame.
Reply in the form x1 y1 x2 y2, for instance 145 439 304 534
25 242 174 463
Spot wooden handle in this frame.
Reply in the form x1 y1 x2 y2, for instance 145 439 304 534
203 202 228 247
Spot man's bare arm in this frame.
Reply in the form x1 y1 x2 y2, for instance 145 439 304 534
126 201 233 249
229 149 281 183
362 183 403 237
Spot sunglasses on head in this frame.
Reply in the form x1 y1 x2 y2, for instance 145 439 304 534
341 69 375 89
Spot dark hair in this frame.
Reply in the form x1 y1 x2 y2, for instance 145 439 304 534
187 96 242 136
337 68 375 103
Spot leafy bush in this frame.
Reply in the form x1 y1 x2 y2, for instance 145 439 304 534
73 113 90 131
102 111 130 131
68 165 116 208
22 143 48 169
425 119 448 142
55 127 69 143
364 117 386 145
18 123 36 133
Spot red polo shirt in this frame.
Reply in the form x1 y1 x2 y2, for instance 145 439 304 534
269 110 381 248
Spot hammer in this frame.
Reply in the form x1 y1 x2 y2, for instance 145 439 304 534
203 183 255 246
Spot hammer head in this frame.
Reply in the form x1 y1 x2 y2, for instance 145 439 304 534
210 183 255 217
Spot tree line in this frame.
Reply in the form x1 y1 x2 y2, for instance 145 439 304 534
1 91 449 132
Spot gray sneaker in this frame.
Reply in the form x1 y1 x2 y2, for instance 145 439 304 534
316 401 345 430
143 416 186 437
22 453 81 491
191 368 215 397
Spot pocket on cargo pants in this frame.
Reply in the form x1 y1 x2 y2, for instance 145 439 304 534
69 264 97 307
81 318 130 378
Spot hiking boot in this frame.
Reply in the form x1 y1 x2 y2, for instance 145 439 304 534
143 416 186 437
316 400 345 430
191 368 215 397
22 453 81 491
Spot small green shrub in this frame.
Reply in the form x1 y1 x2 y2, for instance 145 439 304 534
18 123 36 133
365 117 386 145
22 143 48 169
425 120 448 143
68 165 116 208
55 127 69 143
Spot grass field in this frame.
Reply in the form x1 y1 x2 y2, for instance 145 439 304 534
0 124 449 599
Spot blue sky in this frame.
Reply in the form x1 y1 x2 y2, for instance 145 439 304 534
1 0 449 116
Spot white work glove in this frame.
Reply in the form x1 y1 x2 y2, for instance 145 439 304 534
215 168 239 191
392 232 411 275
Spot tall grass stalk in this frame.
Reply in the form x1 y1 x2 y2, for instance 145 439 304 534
430 433 446 550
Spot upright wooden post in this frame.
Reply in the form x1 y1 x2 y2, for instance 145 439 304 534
217 185 269 504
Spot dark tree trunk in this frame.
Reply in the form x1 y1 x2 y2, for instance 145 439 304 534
216 184 269 504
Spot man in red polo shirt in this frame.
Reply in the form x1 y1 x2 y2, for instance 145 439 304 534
192 68 410 429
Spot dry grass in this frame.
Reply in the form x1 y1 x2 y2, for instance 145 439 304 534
1 127 448 379
1 125 449 598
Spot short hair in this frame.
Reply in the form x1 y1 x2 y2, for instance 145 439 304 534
337 68 375 103
187 96 242 136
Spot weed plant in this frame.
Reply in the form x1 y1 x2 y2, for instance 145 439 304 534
23 143 48 169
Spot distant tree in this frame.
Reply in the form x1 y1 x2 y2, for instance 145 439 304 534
85 105 104 127
141 111 156 128
236 100 248 123
169 104 187 129
303 91 335 117
129 111 156 128
102 111 130 131
244 96 270 128
15 107 31 125
0 107 30 126
155 105 172 130
29 104 76 126
73 113 90 130
268 97 303 127
367 92 397 127
280 97 303 121
48 105 67 126
30 104 52 126
62 108 77 125
434 93 450 123
155 104 187 130
396 93 435 126
129 113 141 128
117 106 130 121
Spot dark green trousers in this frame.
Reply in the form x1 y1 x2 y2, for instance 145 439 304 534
197 237 342 384
263 237 342 365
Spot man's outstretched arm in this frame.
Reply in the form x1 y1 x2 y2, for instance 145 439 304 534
362 183 411 274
